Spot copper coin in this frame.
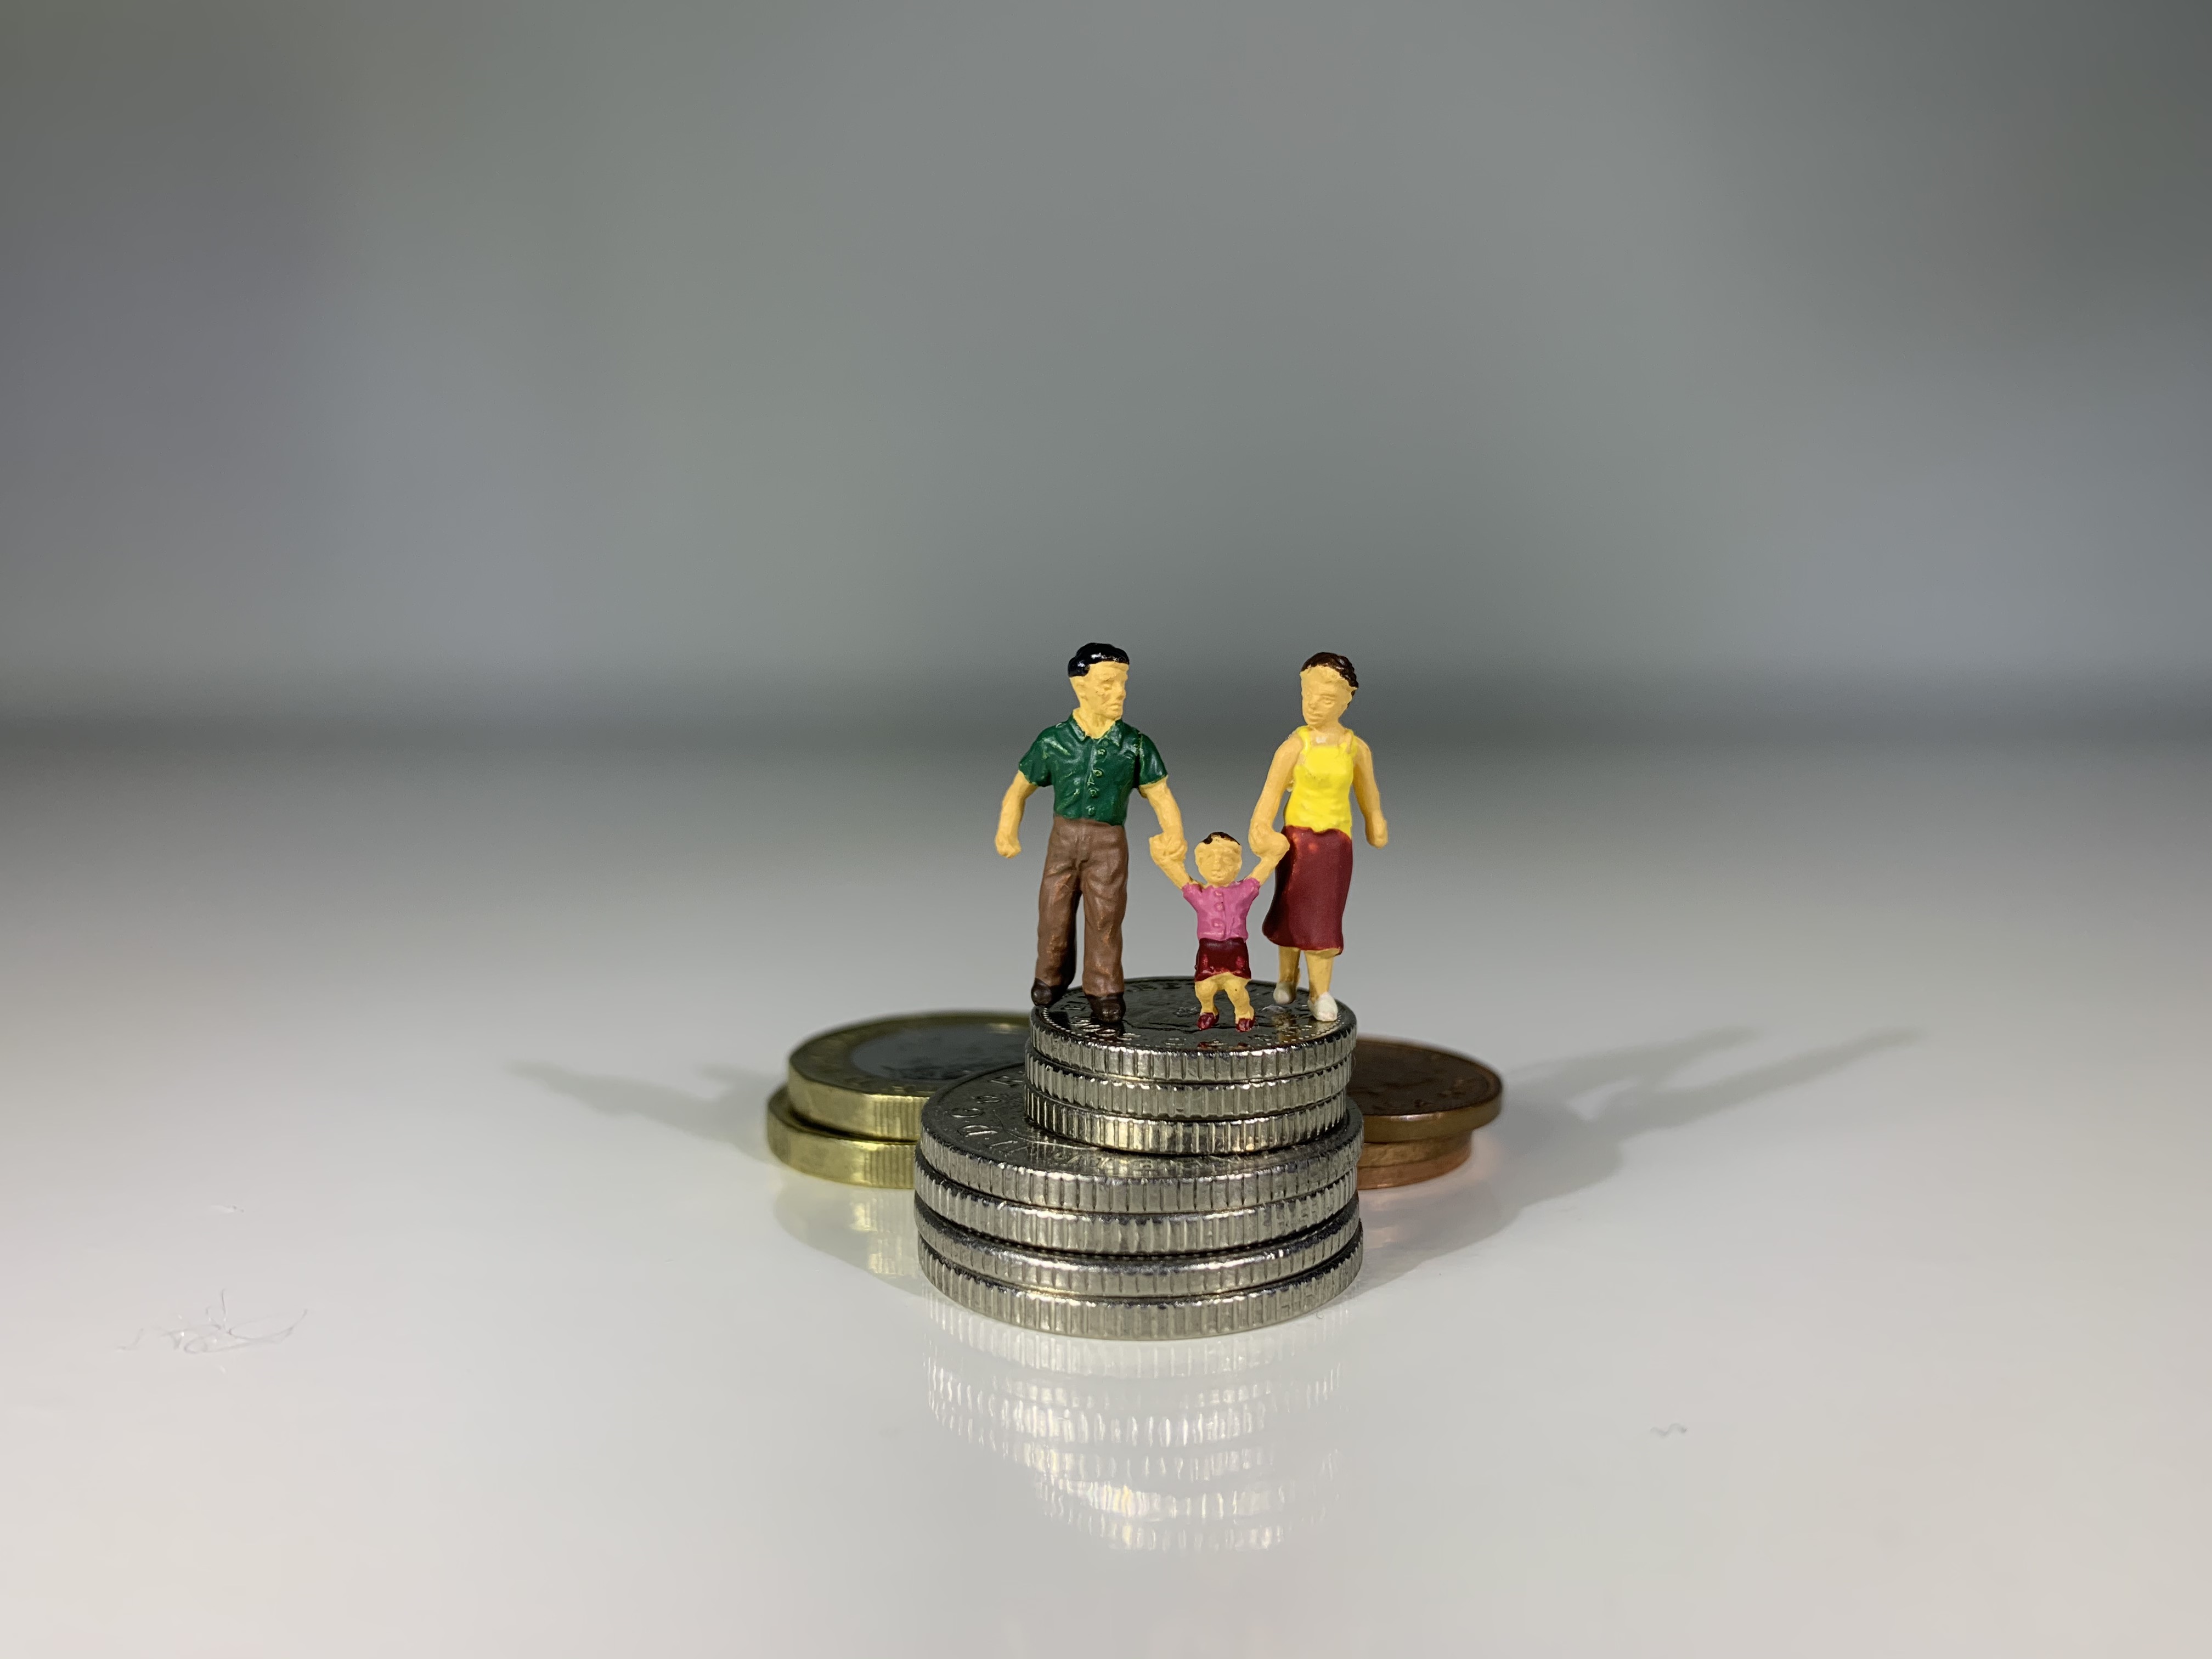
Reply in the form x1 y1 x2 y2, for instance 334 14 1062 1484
1350 1038 1503 1143
1357 1135 1464 1169
1356 1136 1472 1189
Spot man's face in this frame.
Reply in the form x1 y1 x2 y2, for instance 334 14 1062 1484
1071 661 1129 724
1194 838 1244 885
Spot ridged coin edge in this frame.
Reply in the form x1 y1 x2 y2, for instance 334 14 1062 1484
916 1200 1362 1300
919 1232 1364 1340
912 1159 1360 1255
1025 1052 1355 1118
1024 1091 1352 1155
916 1109 1364 1215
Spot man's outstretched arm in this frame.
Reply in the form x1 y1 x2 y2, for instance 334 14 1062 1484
1138 778 1186 868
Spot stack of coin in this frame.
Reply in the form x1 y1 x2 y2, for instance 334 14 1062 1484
767 1012 1030 1187
1351 1037 1504 1188
914 979 1364 1339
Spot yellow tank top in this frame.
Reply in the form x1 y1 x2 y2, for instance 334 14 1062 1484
1284 726 1358 834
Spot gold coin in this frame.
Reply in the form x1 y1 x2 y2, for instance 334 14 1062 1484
1351 1038 1503 1143
765 1087 916 1188
787 1012 1030 1138
1356 1135 1472 1189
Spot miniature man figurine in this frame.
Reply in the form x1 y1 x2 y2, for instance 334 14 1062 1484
1149 831 1285 1030
996 644 1186 1025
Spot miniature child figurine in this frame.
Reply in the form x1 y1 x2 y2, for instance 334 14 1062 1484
1150 831 1285 1030
997 643 1187 1027
1248 651 1387 1024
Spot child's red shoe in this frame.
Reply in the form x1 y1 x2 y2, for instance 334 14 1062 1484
1235 1017 1254 1031
1196 1011 1220 1030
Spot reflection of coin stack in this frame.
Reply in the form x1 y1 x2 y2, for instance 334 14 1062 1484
1351 1038 1506 1188
768 1012 1030 1187
914 979 1364 1339
924 1297 1348 1550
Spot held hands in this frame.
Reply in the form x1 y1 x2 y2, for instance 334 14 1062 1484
1366 815 1389 849
1251 825 1290 860
1148 830 1187 871
995 827 1021 858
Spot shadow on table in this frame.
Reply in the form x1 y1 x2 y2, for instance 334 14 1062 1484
511 1060 934 1295
512 1061 780 1164
1353 1025 1920 1294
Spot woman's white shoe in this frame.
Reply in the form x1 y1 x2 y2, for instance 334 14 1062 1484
1312 991 1339 1023
1271 981 1295 1006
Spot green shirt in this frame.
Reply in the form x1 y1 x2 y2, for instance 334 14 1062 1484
1017 717 1167 826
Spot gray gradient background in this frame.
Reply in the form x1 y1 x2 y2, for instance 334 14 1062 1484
4 0 2210 733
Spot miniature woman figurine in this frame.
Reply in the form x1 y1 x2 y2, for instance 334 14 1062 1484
1149 831 1286 1030
1247 652 1387 1023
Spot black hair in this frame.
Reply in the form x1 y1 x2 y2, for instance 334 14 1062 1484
1198 831 1240 848
1068 642 1131 677
1300 651 1358 691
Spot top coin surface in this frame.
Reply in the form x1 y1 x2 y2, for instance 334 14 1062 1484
1031 978 1357 1083
787 1011 1031 1138
919 1067 1364 1215
1349 1037 1504 1142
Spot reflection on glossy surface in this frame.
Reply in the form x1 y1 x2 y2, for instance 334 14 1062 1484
923 1295 1348 1553
763 1164 1356 1550
770 1173 927 1292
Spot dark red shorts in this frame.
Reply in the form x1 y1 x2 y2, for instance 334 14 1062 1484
1194 937 1251 980
1262 826 1353 952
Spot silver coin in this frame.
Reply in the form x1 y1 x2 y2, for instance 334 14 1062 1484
919 1232 1363 1340
919 1068 1363 1215
924 1288 1348 1377
1031 978 1357 1084
1025 1088 1353 1155
913 1159 1358 1256
1025 1050 1355 1121
917 1200 1359 1300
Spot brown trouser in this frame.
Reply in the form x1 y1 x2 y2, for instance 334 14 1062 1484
1035 815 1129 997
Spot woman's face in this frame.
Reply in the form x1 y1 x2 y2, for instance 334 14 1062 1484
1300 666 1353 727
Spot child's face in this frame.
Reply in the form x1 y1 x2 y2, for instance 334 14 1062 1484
1195 839 1244 885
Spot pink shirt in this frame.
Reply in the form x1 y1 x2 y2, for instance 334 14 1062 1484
1182 877 1261 941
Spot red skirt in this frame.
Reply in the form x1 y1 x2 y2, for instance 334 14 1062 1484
1262 826 1352 952
1194 937 1251 980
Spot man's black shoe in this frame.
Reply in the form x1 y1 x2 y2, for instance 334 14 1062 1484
1030 979 1066 1009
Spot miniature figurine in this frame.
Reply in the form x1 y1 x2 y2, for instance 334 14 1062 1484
996 644 1187 1026
1247 652 1387 1024
1148 831 1286 1029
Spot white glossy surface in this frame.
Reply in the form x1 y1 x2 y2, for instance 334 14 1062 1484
2 739 2208 1656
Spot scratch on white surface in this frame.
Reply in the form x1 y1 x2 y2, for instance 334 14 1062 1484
119 1292 306 1355
1650 1423 1689 1437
